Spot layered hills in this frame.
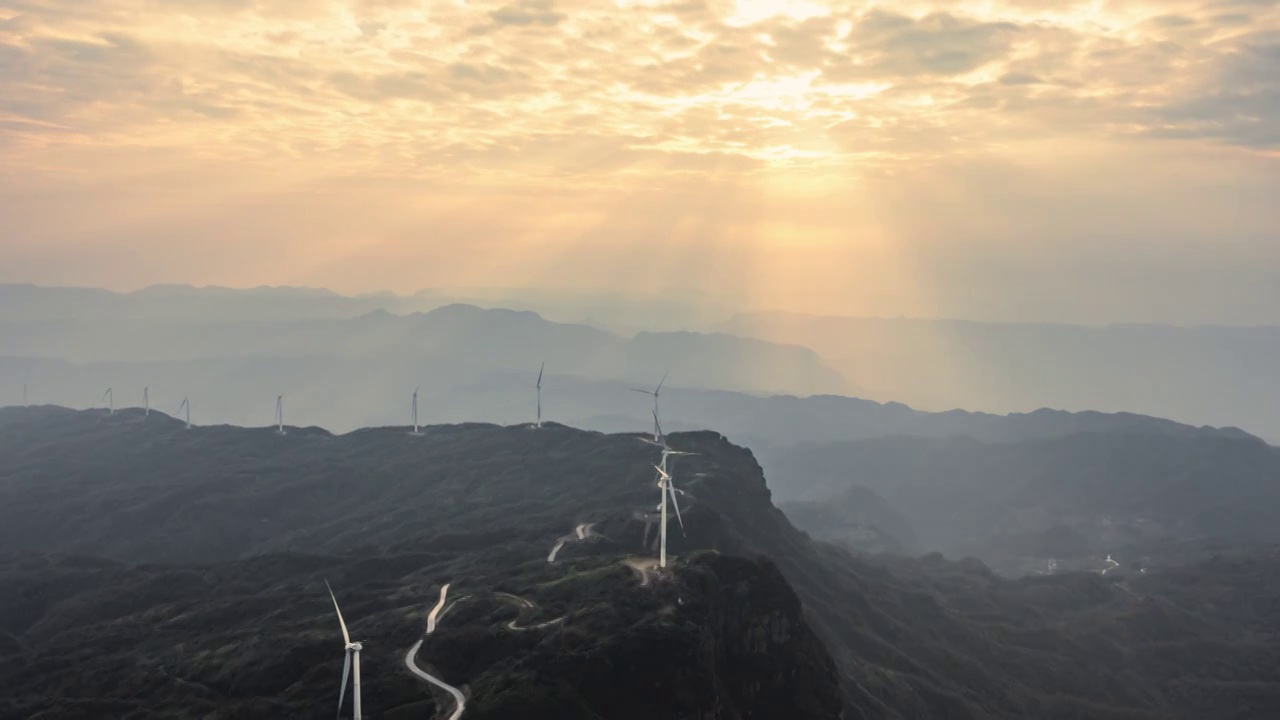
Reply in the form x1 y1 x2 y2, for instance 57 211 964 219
2 407 1279 719
764 431 1280 576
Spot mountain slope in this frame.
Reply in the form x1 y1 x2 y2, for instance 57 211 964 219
3 407 1279 719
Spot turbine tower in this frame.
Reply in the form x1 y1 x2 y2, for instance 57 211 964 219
536 362 544 429
22 379 27 407
178 397 191 430
102 387 114 415
631 371 668 442
325 580 363 720
410 386 423 436
143 386 150 417
654 464 671 568
275 395 285 435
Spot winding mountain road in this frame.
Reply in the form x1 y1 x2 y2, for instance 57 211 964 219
427 583 450 634
404 640 465 720
547 523 595 563
405 583 466 720
494 591 565 632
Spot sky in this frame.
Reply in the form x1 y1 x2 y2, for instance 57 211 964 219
1 0 1277 324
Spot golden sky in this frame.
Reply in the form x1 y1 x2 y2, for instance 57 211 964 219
1 0 1278 322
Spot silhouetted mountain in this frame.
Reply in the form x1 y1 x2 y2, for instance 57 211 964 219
3 407 1279 719
0 283 727 332
723 311 1280 442
0 303 850 398
765 432 1280 576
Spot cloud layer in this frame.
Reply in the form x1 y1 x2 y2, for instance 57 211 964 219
1 0 1278 322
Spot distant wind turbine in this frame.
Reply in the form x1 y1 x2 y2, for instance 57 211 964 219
178 397 191 430
275 395 285 435
22 378 27 407
536 362 544 429
324 580 364 720
410 386 423 436
102 387 113 415
632 371 668 442
143 386 150 417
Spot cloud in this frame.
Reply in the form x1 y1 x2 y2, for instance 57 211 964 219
484 0 565 29
1150 32 1280 148
826 10 1022 79
0 0 1278 321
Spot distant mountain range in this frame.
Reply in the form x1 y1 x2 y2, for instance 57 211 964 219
765 431 1280 576
7 283 1280 444
723 311 1280 443
0 283 728 330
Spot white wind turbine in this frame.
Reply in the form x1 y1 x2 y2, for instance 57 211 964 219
325 580 364 720
178 397 191 429
275 395 286 435
102 387 114 414
22 378 27 407
659 447 695 536
410 386 423 436
144 386 150 417
631 371 668 442
536 362 544 429
654 464 673 568
653 413 694 535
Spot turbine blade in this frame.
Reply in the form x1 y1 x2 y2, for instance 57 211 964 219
656 371 669 394
653 410 664 439
668 481 685 531
337 650 351 720
537 362 544 387
325 580 351 646
630 388 654 396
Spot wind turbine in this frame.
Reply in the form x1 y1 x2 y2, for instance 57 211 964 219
324 580 363 720
631 371 668 442
102 387 114 415
178 397 191 430
144 386 150 417
660 448 695 535
654 464 672 568
22 378 27 407
410 386 423 436
536 362 544 429
275 395 285 435
652 413 694 535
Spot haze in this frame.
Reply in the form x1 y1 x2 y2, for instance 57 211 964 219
2 0 1278 324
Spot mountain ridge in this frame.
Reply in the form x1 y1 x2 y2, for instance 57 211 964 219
4 407 1280 719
